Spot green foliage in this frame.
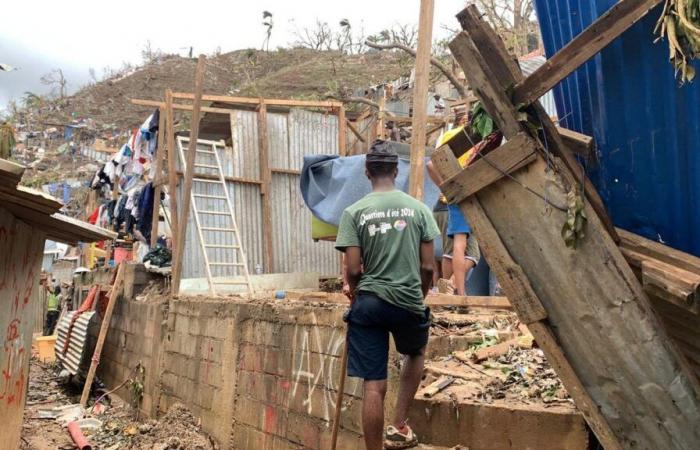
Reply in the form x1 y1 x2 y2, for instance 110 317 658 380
470 101 494 140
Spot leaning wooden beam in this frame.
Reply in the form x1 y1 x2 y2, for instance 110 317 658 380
408 0 435 200
258 100 274 273
172 55 206 297
337 105 347 156
80 263 125 407
444 11 700 448
346 120 366 144
455 6 619 242
511 0 663 106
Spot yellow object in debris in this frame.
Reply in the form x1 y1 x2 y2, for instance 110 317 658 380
35 335 57 363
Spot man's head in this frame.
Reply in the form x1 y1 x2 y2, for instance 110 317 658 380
365 140 398 185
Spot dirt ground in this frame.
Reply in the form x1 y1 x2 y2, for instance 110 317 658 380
20 360 214 450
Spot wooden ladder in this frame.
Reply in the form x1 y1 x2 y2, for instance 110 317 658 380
177 137 253 295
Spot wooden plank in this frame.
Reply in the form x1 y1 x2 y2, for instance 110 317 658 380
558 126 594 158
408 0 435 200
474 155 700 448
80 263 125 407
512 0 663 106
172 55 206 297
431 146 547 325
130 98 235 115
150 108 166 247
172 92 343 108
618 227 700 275
258 100 274 273
165 89 179 245
346 119 366 144
454 5 619 243
337 105 347 156
448 33 521 139
271 168 301 176
176 170 261 185
439 133 537 204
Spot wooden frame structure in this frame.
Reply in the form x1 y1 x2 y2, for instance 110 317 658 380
132 91 350 290
432 4 700 449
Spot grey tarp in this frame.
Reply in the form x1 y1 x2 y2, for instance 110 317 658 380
300 153 440 226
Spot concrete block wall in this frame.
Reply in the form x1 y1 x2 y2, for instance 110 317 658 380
100 295 588 449
99 296 167 417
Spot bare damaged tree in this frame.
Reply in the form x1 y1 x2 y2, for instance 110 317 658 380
365 40 466 97
293 19 333 50
473 0 539 56
371 24 419 48
40 68 68 99
262 11 273 51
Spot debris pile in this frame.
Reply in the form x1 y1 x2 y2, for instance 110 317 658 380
21 358 214 450
422 310 573 410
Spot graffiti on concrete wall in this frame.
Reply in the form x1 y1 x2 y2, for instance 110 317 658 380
291 312 360 423
0 214 43 409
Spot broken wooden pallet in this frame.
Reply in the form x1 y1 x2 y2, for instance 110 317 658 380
432 5 700 449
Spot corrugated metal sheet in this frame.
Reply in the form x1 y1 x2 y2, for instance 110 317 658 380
55 310 97 376
534 0 700 255
518 56 558 118
179 108 340 278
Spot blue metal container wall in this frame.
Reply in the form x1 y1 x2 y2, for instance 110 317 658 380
534 0 700 255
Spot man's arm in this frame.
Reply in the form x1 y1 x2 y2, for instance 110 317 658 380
419 241 435 298
344 247 363 299
426 160 444 187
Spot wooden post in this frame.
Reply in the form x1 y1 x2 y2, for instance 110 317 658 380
165 89 179 248
375 94 386 140
258 99 274 273
80 263 125 407
171 55 206 296
150 108 166 247
408 0 435 200
337 105 347 156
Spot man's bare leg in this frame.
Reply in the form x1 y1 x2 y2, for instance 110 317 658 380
363 379 387 450
452 234 467 296
392 350 426 429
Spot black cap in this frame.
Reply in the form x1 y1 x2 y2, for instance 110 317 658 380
366 139 398 163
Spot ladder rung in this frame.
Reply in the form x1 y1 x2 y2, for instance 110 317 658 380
197 210 230 215
200 227 234 232
212 280 250 284
195 163 219 169
193 178 221 184
195 149 216 154
209 262 245 266
204 244 240 248
193 194 226 199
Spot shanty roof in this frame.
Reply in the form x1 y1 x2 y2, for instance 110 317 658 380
0 159 116 244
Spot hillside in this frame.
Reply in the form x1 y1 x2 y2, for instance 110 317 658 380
46 48 411 129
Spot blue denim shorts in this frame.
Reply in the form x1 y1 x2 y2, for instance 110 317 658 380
447 204 471 237
345 292 430 380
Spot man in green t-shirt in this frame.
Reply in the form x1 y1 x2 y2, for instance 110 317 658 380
336 140 440 450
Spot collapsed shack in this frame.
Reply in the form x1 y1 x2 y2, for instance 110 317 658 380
429 5 700 450
0 158 115 450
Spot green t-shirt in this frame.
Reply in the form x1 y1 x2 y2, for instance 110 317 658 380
335 190 440 314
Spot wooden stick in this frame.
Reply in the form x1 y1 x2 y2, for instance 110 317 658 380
150 108 166 248
419 376 455 398
337 105 347 156
408 0 435 200
346 120 366 144
330 330 349 450
165 89 179 260
172 55 206 296
258 99 274 273
80 263 125 407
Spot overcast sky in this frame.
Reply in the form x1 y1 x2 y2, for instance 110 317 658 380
0 0 467 111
